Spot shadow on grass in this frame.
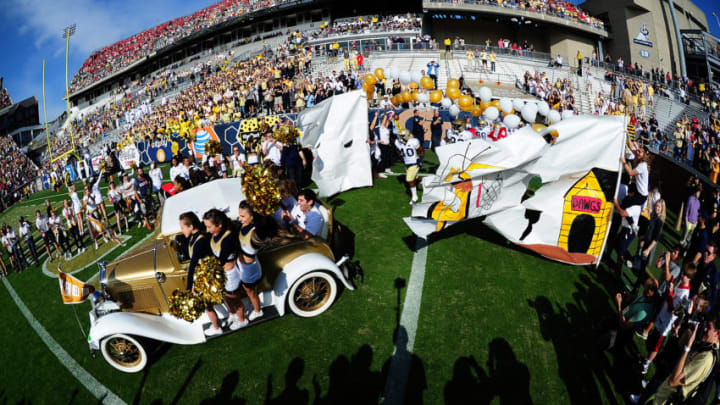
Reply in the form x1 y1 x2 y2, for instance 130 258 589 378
525 266 647 404
444 338 533 405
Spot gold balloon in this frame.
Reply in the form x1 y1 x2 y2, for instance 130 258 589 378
447 78 460 89
391 95 399 105
458 95 474 109
361 81 371 92
490 99 501 109
429 90 442 103
409 82 419 90
479 101 490 110
446 87 461 100
411 92 418 102
531 123 548 133
470 105 483 117
420 76 434 90
401 91 412 103
374 68 385 80
364 74 377 85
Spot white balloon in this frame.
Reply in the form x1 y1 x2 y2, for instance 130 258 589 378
503 114 521 128
411 71 423 85
483 106 499 121
479 86 492 102
499 98 513 114
548 110 561 124
399 71 411 85
512 99 525 112
561 110 575 120
417 93 429 103
449 104 460 117
441 98 452 108
537 101 550 116
521 103 538 123
386 67 398 79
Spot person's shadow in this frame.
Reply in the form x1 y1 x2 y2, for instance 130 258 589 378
443 356 492 405
312 345 383 405
200 370 246 405
264 357 309 405
486 338 533 405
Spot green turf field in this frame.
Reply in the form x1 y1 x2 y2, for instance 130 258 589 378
0 158 701 404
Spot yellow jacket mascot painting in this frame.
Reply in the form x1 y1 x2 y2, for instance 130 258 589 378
405 116 625 266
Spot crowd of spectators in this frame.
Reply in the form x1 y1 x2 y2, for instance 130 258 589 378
0 87 12 109
428 0 605 30
70 0 296 92
0 136 40 210
522 70 577 113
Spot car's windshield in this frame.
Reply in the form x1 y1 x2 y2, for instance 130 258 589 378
168 237 189 263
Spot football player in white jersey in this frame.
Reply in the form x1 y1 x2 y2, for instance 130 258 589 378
394 129 424 204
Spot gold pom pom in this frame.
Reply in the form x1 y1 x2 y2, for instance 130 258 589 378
193 256 227 305
205 139 223 156
168 289 206 322
242 166 282 216
273 124 300 145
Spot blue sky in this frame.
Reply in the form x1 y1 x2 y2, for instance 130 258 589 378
0 0 215 121
0 0 718 122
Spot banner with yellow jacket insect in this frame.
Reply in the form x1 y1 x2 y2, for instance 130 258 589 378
404 115 626 265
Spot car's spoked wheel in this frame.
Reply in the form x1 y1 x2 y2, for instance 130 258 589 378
100 334 148 373
288 271 338 318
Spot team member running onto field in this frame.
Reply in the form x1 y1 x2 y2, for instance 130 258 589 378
395 128 424 204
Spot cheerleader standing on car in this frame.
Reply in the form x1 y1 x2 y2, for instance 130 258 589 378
237 201 265 322
202 209 245 336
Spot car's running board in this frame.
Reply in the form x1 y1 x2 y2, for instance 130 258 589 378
202 306 280 340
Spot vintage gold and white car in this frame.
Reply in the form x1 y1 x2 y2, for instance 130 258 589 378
84 178 357 373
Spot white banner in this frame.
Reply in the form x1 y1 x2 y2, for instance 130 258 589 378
118 145 140 170
404 115 626 265
298 90 373 197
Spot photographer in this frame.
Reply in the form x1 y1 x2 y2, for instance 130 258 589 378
692 242 718 311
652 315 719 404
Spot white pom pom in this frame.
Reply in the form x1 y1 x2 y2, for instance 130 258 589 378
399 71 411 85
441 98 452 109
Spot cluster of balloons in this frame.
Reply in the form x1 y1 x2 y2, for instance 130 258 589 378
363 66 577 129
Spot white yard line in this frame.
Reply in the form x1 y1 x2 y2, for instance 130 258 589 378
2 277 127 405
41 235 132 278
382 237 428 405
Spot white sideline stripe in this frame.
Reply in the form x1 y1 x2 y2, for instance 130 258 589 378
2 277 127 405
41 235 132 278
382 237 428 405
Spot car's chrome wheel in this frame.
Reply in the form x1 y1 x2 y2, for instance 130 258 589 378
100 334 148 373
288 271 338 318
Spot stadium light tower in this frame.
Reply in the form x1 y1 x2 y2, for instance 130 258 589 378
51 23 77 162
713 12 720 31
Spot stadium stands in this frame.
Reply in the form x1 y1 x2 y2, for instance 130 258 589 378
0 87 11 110
70 0 300 93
